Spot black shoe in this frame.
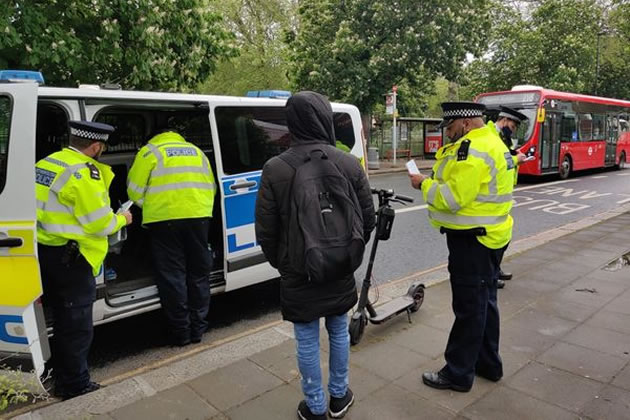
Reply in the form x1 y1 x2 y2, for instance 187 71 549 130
57 381 102 400
191 336 202 344
497 279 505 289
297 400 327 420
172 337 191 347
422 372 470 392
498 270 512 280
476 369 502 382
329 388 354 418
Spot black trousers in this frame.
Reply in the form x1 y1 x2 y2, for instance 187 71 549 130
38 244 95 393
148 217 213 342
440 234 506 388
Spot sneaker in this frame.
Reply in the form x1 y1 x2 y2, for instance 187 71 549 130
56 381 102 400
297 400 327 420
329 388 354 419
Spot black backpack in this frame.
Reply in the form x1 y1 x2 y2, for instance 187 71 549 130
279 145 365 284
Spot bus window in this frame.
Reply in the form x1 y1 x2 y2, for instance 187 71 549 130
578 113 593 141
592 114 606 139
510 108 537 147
561 114 577 142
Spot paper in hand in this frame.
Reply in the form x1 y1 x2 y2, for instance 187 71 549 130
406 160 420 175
117 200 134 214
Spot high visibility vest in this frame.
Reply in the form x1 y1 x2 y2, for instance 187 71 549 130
36 148 126 275
127 132 216 224
421 123 516 249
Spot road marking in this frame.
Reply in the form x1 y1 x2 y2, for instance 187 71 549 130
591 175 608 179
617 197 630 204
618 173 630 176
395 179 579 214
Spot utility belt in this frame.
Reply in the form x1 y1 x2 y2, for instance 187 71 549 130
439 227 487 237
60 240 81 267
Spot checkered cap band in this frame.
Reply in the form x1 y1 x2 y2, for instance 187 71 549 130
70 127 109 141
443 108 484 119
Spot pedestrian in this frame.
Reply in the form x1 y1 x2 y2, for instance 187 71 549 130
408 102 516 392
127 125 216 346
36 121 133 400
491 106 528 288
255 91 375 420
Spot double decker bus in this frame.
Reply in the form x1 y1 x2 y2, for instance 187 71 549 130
476 86 630 178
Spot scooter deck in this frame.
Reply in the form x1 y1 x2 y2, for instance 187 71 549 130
370 295 416 324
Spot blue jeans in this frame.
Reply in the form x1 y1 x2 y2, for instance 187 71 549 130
293 313 350 415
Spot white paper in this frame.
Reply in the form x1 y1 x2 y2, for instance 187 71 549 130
406 160 420 175
117 200 134 214
523 155 535 162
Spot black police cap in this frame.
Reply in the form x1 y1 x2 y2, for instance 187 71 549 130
68 120 115 143
438 102 487 128
498 106 528 124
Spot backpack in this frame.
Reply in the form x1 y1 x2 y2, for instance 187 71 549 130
279 145 365 284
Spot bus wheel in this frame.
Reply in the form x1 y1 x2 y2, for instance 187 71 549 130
559 156 572 179
616 152 626 170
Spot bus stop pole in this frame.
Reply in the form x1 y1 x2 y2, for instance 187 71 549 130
392 88 397 164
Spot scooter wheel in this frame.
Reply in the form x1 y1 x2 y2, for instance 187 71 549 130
349 311 367 346
408 283 425 313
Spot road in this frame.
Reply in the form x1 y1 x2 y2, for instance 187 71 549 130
86 166 630 383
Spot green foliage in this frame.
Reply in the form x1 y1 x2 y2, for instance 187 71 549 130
463 0 630 99
199 0 295 95
288 0 494 112
0 0 236 90
0 367 40 412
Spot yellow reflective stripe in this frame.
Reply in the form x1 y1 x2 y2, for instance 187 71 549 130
426 183 438 206
146 182 216 194
476 193 513 203
94 215 120 236
435 156 453 181
37 221 84 235
43 156 69 168
152 166 210 177
127 180 146 195
37 195 72 213
49 163 85 193
77 206 112 225
428 211 508 226
468 149 498 194
440 184 461 212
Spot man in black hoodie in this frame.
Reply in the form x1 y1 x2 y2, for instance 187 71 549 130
255 91 375 420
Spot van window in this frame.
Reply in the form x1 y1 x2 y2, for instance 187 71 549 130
36 103 69 161
215 107 356 174
0 96 10 194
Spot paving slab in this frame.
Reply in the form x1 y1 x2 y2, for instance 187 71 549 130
505 361 604 412
586 310 630 336
349 338 429 381
187 359 284 411
538 341 628 383
562 324 630 359
529 297 600 323
109 384 218 420
612 362 630 391
502 307 578 339
225 384 303 420
461 385 578 420
580 385 630 420
389 323 450 358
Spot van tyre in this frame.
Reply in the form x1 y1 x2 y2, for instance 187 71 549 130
559 155 572 179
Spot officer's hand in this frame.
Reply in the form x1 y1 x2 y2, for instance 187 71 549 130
516 152 527 164
409 173 426 190
121 210 133 225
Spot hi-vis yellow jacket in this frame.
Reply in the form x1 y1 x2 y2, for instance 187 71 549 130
420 122 516 249
127 132 216 224
36 148 126 275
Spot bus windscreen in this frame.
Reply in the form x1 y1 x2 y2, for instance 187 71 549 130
478 93 540 147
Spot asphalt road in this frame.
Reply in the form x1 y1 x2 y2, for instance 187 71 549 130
85 166 630 382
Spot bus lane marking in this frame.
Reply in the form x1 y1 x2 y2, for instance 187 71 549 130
591 175 608 179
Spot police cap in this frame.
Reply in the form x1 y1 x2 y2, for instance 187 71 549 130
498 106 528 125
68 120 115 143
438 102 486 128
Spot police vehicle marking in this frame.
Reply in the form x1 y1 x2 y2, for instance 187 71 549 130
0 314 28 345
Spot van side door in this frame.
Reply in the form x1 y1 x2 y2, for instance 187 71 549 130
0 83 50 386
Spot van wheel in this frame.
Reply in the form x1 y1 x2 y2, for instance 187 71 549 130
559 155 572 179
616 152 626 170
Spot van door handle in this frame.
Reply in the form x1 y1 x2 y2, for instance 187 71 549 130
0 237 23 248
230 181 257 191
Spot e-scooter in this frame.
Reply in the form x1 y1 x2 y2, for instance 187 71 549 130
349 188 425 345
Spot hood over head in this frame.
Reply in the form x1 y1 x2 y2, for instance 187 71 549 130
286 91 335 146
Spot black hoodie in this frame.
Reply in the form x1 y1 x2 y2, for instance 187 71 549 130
255 91 375 323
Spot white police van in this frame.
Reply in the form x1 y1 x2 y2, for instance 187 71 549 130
0 71 366 386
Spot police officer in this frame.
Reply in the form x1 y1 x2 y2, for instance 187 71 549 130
492 106 528 288
409 102 516 392
36 121 132 400
127 127 216 346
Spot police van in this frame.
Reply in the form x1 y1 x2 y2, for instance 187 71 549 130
0 71 366 386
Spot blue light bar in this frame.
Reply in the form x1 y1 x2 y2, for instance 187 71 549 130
246 90 291 98
0 70 45 84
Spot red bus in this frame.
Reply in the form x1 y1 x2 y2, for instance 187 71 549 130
476 86 630 178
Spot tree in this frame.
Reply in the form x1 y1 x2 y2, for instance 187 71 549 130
287 0 495 112
200 0 296 95
0 0 236 91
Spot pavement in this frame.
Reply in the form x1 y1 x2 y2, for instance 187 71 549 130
8 165 630 420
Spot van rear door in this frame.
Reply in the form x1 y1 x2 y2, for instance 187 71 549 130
0 83 50 389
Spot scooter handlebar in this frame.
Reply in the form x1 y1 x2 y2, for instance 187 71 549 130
370 188 415 204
